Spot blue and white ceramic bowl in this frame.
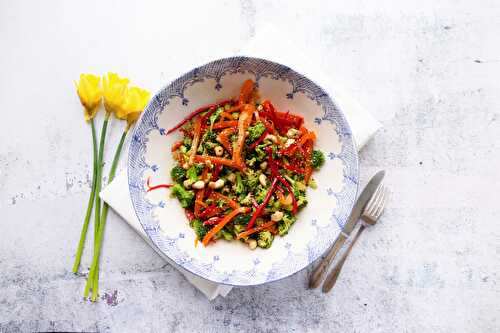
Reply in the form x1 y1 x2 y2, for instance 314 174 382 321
128 57 358 286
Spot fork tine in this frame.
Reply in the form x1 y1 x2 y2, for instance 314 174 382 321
373 186 388 219
364 183 383 217
370 185 385 217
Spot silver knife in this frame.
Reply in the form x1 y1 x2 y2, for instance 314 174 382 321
308 170 386 289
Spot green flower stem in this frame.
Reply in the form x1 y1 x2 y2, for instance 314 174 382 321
87 129 128 302
84 113 110 298
72 119 98 274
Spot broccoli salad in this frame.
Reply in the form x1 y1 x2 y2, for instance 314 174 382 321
164 79 325 249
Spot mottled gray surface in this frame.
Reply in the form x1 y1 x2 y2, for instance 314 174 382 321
1 1 499 332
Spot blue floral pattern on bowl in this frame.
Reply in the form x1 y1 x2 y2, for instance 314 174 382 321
128 56 358 286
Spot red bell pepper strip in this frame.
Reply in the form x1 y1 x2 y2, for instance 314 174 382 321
146 177 174 192
166 99 233 135
246 177 279 230
185 209 195 222
198 204 220 219
261 100 278 128
265 146 279 178
276 160 306 174
200 107 217 129
276 175 297 214
203 216 222 226
212 164 223 180
275 111 304 128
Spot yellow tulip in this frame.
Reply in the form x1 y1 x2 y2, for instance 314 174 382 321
118 86 151 129
76 74 102 121
103 72 129 114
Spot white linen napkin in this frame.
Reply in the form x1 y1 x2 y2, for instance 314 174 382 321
100 26 381 300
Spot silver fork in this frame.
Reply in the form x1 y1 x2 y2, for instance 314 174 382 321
322 184 389 293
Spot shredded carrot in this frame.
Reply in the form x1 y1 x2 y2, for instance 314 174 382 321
194 155 243 169
217 127 236 154
202 207 249 246
298 131 316 146
236 220 278 240
201 166 210 182
171 140 183 152
303 140 314 183
194 188 206 217
276 190 286 204
188 116 202 165
220 111 235 120
224 105 242 114
213 120 238 130
232 104 255 169
238 79 255 105
268 225 278 235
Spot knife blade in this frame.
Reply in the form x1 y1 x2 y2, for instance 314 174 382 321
342 170 385 236
308 170 385 289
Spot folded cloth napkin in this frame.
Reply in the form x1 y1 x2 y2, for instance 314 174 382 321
100 25 381 300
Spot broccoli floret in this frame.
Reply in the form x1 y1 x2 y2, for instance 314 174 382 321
297 194 308 208
235 172 245 194
197 130 217 153
311 150 325 169
170 166 186 183
186 166 198 182
255 149 267 161
233 224 246 235
171 184 195 208
209 107 223 129
247 122 266 142
234 214 251 225
244 171 259 189
216 228 233 241
255 187 268 203
278 213 297 236
186 163 203 182
239 193 253 206
190 219 208 239
245 157 257 167
257 230 274 249
183 136 192 150
204 130 217 142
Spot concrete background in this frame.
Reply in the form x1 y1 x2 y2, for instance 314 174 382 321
1 0 499 332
